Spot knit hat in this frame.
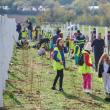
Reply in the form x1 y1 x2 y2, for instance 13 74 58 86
84 42 92 51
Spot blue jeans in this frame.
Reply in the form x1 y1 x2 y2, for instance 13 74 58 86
28 30 32 40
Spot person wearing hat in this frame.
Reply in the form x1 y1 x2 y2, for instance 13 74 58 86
80 42 94 93
51 38 66 92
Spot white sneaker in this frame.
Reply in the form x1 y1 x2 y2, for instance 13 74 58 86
84 89 92 93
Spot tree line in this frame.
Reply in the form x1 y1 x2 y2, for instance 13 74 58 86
1 0 110 26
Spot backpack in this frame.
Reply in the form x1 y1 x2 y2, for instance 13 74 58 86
78 53 84 66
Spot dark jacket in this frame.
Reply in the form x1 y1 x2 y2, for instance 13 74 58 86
16 23 21 33
28 22 32 31
98 63 110 78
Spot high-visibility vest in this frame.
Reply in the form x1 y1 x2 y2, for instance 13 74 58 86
77 39 85 45
22 31 28 39
53 47 64 71
76 36 86 45
32 30 36 38
69 40 74 49
80 50 93 73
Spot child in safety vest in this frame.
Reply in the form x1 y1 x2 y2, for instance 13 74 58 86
52 38 66 92
79 42 94 93
21 28 29 48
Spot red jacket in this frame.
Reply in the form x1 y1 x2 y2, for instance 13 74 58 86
84 52 93 67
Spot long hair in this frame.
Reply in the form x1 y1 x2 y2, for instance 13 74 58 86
56 38 64 50
98 53 110 69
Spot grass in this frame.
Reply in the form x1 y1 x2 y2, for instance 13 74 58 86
3 45 110 110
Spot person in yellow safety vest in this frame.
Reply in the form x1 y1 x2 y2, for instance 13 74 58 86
21 28 28 39
69 38 74 50
21 28 29 48
69 38 75 58
32 28 36 40
74 45 80 65
52 38 66 92
79 43 94 93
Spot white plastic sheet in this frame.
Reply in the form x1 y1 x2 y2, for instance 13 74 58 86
0 15 17 107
